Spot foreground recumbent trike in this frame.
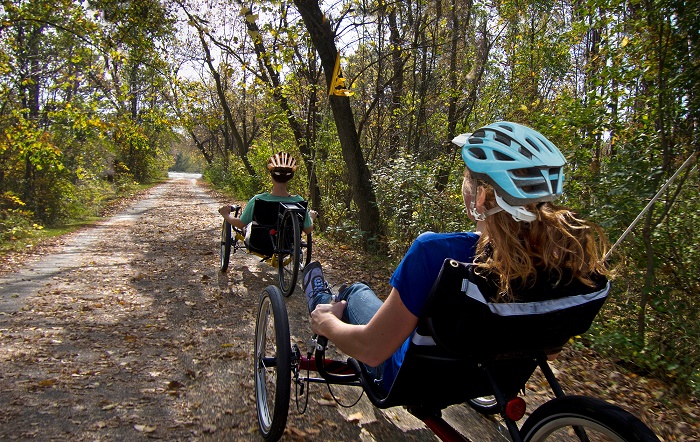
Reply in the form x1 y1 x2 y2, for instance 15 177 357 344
220 199 312 297
253 259 660 441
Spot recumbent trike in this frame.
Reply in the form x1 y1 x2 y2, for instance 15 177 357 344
220 199 312 297
253 258 660 441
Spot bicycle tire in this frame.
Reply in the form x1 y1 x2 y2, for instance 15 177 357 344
220 219 232 272
277 210 300 297
467 396 500 415
521 396 660 442
254 286 291 441
300 231 312 271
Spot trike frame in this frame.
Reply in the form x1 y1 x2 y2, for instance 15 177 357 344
220 202 311 297
254 284 661 442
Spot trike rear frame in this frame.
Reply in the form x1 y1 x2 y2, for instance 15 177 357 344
220 201 311 297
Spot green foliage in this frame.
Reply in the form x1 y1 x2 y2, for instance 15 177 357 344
0 191 40 243
374 153 471 259
204 155 264 201
169 151 204 173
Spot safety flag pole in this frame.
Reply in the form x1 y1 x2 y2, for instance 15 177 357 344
604 152 698 261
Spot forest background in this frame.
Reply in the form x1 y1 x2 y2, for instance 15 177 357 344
1 0 698 403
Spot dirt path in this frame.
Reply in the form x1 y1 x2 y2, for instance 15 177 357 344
0 174 694 441
0 175 481 441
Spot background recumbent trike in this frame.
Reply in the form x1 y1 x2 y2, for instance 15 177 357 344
253 258 661 441
220 199 312 297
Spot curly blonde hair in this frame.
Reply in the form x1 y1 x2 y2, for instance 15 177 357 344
473 184 611 302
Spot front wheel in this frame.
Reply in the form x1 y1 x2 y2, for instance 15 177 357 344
521 396 660 442
300 231 312 272
277 210 301 297
220 219 232 272
254 286 291 441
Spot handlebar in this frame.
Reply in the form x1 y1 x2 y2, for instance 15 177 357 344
311 334 359 383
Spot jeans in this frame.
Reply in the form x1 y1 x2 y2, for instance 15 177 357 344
310 282 385 383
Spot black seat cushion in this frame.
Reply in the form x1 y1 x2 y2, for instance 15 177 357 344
245 199 309 257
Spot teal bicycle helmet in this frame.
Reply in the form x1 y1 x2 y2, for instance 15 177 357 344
452 122 566 222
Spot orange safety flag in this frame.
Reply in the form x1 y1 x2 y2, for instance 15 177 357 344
329 54 354 97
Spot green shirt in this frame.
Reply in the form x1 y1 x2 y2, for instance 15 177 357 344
240 193 312 229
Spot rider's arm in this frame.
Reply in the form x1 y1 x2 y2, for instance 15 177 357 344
219 206 247 230
302 210 318 235
310 287 418 367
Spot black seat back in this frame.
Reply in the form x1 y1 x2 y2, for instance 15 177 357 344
246 199 282 257
246 199 308 257
363 259 610 410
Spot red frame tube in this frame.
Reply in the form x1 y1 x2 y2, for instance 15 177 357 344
298 355 356 375
421 414 470 442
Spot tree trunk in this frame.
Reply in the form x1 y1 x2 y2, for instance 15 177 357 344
293 0 385 249
195 26 255 177
236 0 323 221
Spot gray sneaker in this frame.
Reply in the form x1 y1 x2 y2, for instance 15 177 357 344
302 261 331 312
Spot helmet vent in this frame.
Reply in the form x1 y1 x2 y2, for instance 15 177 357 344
549 168 561 192
518 147 533 160
494 133 511 146
494 151 515 161
525 138 541 153
467 147 487 160
512 167 538 178
538 136 554 152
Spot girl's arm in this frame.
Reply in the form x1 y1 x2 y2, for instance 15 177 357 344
310 288 418 367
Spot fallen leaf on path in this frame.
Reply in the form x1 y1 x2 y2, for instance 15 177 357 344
316 398 336 407
134 424 156 433
346 412 363 422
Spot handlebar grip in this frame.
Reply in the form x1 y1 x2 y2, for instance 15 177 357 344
316 335 328 350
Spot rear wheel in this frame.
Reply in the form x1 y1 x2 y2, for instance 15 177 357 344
467 396 500 415
521 396 660 442
220 219 232 272
254 286 291 441
277 211 301 297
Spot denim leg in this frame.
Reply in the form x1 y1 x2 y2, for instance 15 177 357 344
338 282 383 325
337 283 385 383
308 288 333 312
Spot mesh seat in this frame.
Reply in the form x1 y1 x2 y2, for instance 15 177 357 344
245 199 281 257
353 259 610 411
245 199 308 257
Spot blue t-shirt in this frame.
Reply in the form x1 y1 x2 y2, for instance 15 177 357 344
382 231 480 391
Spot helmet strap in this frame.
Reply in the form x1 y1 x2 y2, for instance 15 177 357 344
468 178 504 221
494 193 537 222
468 179 486 221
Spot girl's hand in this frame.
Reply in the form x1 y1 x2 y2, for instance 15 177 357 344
218 206 231 216
310 300 346 336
